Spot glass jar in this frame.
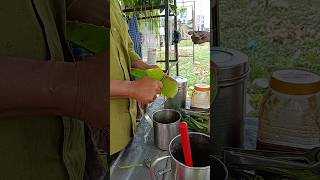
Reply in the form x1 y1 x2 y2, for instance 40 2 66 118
191 84 210 109
257 69 320 151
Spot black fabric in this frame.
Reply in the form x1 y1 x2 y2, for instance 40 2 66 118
84 125 106 180
108 151 120 165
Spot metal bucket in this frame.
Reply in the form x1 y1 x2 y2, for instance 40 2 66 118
152 109 182 150
210 47 249 155
150 132 229 180
164 76 188 110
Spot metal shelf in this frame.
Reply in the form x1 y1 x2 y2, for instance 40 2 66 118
156 59 178 63
123 0 179 76
123 4 175 14
137 14 175 20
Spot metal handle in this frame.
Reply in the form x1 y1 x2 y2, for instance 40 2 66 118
224 150 314 170
149 155 171 180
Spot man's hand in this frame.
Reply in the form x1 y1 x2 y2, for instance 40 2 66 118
128 77 163 104
189 31 210 44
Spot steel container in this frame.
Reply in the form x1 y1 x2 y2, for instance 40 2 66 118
210 47 249 155
152 109 181 150
164 76 188 111
150 132 211 180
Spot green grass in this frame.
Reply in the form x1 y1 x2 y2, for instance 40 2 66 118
221 1 320 76
157 40 210 95
220 0 320 77
219 0 320 113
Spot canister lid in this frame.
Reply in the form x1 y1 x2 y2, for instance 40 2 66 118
194 84 210 92
211 47 249 81
270 69 320 95
173 76 188 87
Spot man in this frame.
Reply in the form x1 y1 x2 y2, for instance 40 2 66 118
0 0 107 179
109 0 163 159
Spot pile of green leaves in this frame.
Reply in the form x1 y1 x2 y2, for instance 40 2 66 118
181 113 209 134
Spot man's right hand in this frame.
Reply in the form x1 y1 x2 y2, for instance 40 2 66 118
129 77 163 104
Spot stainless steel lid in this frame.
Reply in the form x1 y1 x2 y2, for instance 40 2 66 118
211 47 249 82
174 76 188 87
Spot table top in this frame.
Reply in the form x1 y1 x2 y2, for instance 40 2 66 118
110 97 258 180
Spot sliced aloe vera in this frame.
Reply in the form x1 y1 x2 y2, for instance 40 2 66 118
145 68 164 80
161 76 178 98
131 68 178 98
131 68 147 78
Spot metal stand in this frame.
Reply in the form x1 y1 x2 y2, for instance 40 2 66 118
123 0 179 76
211 0 220 47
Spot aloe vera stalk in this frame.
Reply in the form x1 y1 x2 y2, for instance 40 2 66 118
160 76 178 98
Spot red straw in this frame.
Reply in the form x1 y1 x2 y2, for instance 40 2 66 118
179 122 193 167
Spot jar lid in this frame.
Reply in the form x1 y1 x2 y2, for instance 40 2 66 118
194 84 210 92
270 69 320 95
211 47 249 82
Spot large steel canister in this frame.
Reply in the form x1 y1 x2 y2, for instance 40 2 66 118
210 47 249 155
164 76 188 111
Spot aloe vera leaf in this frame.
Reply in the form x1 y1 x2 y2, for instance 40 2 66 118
182 119 197 130
66 21 109 54
186 117 207 133
191 120 205 129
196 115 210 121
182 115 197 129
190 116 208 129
131 68 178 98
131 68 147 78
160 76 178 98
183 114 208 132
145 67 164 80
118 164 144 169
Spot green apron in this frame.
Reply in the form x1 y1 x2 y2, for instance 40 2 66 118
0 0 86 179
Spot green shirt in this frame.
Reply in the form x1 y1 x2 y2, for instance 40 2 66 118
0 0 85 179
110 0 141 155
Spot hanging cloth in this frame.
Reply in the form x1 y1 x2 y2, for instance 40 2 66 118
128 15 142 57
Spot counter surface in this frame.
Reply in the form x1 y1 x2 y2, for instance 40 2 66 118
110 97 258 180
